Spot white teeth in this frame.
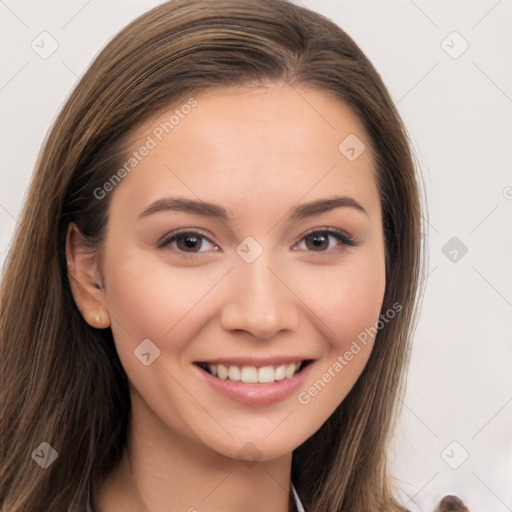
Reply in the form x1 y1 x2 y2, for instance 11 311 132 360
228 365 240 381
202 361 305 383
217 364 228 380
257 366 274 383
274 364 286 381
240 366 258 383
285 363 296 378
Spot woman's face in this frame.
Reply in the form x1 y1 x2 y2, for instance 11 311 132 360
91 84 386 461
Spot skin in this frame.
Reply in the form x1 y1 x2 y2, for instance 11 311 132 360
66 83 386 512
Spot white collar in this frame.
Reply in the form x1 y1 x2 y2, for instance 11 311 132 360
291 481 306 512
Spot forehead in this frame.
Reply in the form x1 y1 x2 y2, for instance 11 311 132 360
112 84 380 220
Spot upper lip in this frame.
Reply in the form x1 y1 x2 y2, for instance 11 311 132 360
195 357 315 367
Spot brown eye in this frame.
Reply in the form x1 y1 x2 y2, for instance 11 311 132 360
157 230 218 256
305 232 329 251
294 228 357 253
176 233 203 252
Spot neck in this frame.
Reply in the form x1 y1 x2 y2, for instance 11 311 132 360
93 391 294 512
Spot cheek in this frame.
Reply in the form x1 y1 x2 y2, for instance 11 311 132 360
337 262 385 344
103 259 175 342
294 251 386 350
292 253 385 427
102 253 230 358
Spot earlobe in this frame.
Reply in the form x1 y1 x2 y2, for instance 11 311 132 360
65 222 111 329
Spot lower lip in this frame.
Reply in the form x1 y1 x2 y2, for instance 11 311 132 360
194 362 315 406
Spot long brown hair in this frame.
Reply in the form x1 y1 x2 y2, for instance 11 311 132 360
0 1 426 510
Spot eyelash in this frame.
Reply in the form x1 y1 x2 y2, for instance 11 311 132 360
157 227 357 259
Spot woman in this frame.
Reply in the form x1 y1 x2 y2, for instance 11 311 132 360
1 0 437 510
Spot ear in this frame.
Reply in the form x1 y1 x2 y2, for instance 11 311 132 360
65 222 111 329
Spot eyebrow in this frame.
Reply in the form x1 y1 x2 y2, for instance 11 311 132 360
137 195 368 221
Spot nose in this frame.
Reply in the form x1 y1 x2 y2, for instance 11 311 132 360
220 256 299 340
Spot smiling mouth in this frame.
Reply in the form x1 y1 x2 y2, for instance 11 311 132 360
195 360 314 384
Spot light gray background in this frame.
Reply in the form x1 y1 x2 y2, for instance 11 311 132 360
1 1 511 511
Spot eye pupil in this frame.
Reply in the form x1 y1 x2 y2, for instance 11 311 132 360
177 234 201 252
306 232 329 251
